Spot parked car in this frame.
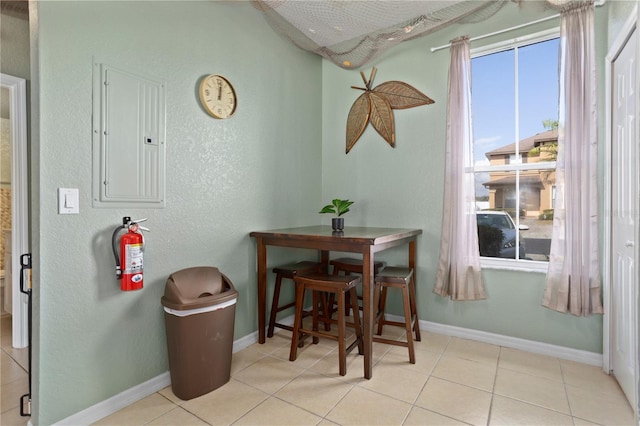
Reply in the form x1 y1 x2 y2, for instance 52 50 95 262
476 211 528 259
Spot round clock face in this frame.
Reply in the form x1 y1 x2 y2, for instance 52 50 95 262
199 74 237 119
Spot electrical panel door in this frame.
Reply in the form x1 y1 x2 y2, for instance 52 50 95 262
93 63 166 208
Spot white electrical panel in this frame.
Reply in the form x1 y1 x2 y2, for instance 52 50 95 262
92 63 166 208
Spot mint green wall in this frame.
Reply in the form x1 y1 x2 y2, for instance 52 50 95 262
321 2 605 353
31 1 624 423
33 2 321 424
607 0 638 46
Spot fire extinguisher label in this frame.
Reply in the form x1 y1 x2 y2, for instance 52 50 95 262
124 243 143 273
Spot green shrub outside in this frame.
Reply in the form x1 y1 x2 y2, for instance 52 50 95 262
538 209 554 220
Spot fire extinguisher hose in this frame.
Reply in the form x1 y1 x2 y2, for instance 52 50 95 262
112 225 124 279
112 217 131 280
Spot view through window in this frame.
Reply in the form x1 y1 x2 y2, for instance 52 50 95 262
471 34 559 263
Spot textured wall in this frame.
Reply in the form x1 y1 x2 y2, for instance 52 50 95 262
607 0 638 49
0 186 10 269
34 1 321 423
29 0 624 423
0 7 30 80
321 2 605 353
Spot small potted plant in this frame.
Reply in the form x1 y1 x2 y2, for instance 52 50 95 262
319 198 354 231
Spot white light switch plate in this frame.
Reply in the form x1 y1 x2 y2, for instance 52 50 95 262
58 188 79 214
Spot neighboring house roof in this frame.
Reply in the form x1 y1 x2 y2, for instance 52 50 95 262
485 129 558 158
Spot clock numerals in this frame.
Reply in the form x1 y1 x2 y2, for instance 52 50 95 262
216 79 223 101
199 74 237 119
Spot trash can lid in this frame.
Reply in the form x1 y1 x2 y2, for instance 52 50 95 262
161 266 234 310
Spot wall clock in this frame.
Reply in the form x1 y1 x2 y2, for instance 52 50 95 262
199 74 237 119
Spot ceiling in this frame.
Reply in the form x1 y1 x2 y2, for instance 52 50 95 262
251 0 573 69
0 0 576 68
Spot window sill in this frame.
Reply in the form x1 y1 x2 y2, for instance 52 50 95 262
480 257 549 274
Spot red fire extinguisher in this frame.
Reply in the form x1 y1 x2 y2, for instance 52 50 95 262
112 217 149 291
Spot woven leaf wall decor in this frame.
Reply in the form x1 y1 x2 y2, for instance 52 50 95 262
346 67 434 154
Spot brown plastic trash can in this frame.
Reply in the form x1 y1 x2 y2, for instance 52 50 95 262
161 266 238 400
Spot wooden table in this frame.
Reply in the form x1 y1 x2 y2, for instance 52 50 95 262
250 225 422 379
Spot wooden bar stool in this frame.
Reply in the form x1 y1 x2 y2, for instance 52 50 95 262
267 261 321 338
373 266 421 364
329 257 384 316
289 274 363 376
330 257 384 276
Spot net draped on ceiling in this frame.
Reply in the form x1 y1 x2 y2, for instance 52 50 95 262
251 0 569 69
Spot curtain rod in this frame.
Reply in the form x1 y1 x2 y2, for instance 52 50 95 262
430 13 560 53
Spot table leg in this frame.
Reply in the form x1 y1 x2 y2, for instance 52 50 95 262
362 248 374 379
409 238 416 282
320 250 329 273
257 238 267 344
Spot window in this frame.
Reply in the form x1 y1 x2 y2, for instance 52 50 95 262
471 31 558 268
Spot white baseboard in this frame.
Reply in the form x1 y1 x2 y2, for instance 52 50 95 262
54 337 259 426
232 330 259 352
54 372 171 425
415 317 602 367
56 317 601 424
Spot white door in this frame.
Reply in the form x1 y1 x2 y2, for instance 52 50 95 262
611 25 637 408
0 73 29 348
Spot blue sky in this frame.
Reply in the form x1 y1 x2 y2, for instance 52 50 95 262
471 37 560 165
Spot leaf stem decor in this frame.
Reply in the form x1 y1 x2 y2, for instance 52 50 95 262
346 67 434 154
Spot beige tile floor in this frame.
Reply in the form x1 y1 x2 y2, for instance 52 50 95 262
1 316 30 426
1 315 636 426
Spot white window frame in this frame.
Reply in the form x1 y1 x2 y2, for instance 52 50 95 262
470 28 559 273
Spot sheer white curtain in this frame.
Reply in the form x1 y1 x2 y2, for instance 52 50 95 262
433 36 486 301
542 1 603 316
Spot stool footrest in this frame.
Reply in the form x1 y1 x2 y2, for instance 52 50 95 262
275 323 294 332
276 301 296 312
373 336 409 347
378 319 406 328
297 328 361 354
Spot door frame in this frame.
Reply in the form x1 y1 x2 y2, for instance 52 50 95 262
0 73 29 348
603 4 638 415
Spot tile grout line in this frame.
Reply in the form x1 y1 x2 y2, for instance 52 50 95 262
401 337 449 425
97 331 634 426
558 358 585 424
212 334 497 424
491 348 612 424
485 345 504 426
230 344 344 426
